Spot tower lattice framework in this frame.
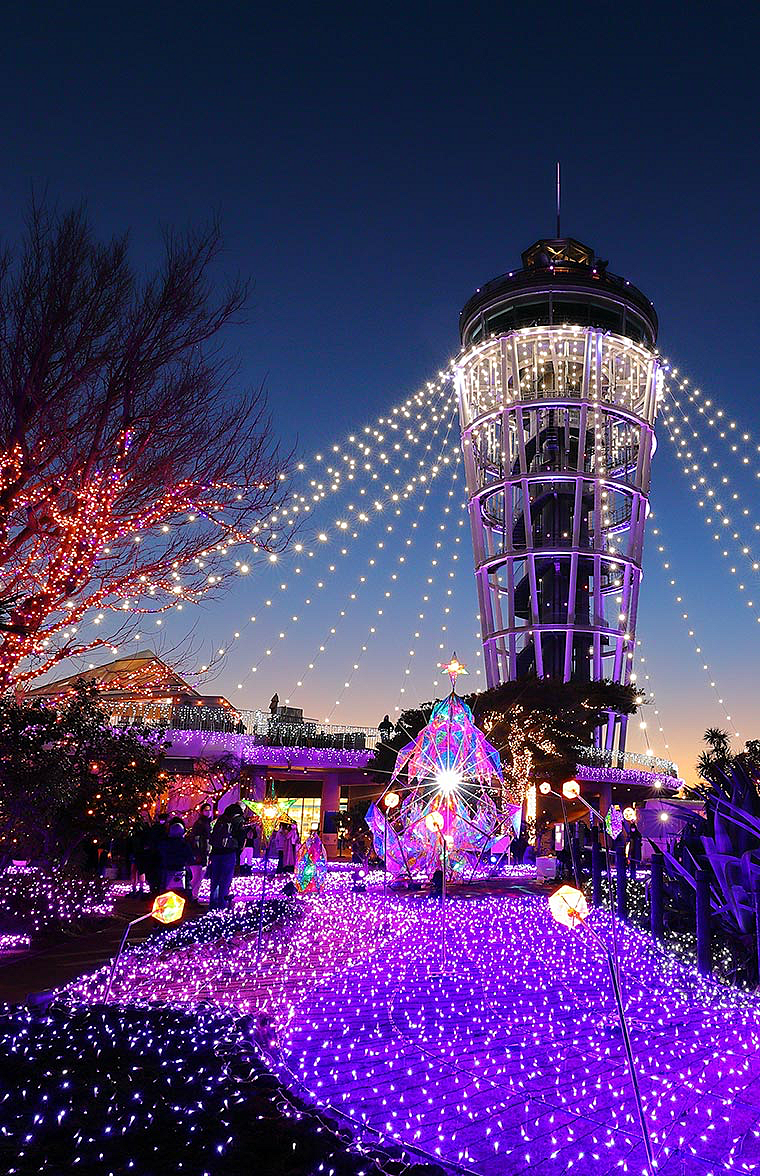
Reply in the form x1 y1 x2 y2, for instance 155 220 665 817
456 238 661 751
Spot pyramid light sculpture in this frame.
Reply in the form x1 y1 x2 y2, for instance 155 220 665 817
366 655 510 881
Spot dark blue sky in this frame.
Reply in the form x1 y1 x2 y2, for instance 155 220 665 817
3 2 760 776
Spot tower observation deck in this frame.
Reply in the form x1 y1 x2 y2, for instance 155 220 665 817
455 237 660 751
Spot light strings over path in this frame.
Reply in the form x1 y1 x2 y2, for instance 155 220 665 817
648 511 739 739
661 386 760 617
321 413 463 720
187 375 458 686
630 637 673 761
235 402 460 705
59 369 456 685
328 442 471 723
390 463 473 716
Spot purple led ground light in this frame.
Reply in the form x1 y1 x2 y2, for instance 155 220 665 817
62 874 760 1174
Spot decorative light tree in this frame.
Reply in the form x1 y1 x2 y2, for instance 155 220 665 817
366 655 514 883
0 206 290 689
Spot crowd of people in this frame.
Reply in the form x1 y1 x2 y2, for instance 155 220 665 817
124 804 303 911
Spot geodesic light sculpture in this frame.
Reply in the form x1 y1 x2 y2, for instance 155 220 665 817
366 657 515 881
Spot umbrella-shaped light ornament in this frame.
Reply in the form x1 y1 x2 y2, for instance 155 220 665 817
548 885 590 929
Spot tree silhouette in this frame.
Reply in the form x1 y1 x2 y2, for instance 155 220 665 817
366 676 638 805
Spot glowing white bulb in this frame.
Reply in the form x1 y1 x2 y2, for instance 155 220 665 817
434 768 462 794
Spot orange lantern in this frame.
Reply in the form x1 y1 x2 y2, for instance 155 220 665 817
151 891 185 925
425 810 444 833
548 885 589 929
384 791 400 809
623 806 636 822
562 779 580 800
539 781 552 795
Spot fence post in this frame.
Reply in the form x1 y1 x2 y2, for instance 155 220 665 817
615 845 627 922
650 851 664 940
570 825 583 885
696 869 711 976
591 826 603 907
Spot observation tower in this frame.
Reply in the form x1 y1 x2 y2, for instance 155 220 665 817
456 237 660 751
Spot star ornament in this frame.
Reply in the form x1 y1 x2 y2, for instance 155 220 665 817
439 652 468 690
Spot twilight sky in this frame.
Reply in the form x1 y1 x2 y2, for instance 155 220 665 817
2 2 760 780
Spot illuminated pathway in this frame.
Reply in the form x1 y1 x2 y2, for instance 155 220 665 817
65 872 760 1175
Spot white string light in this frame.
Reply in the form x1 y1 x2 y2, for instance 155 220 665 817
69 372 456 681
192 385 459 686
661 386 760 617
321 418 463 719
635 639 677 757
649 512 739 738
390 460 470 713
231 407 461 703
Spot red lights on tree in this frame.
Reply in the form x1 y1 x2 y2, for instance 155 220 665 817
0 205 292 688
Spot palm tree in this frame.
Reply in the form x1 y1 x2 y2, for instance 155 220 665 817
698 727 734 780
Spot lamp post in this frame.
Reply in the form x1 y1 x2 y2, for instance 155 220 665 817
381 791 400 935
548 885 655 1176
555 779 623 990
538 780 581 889
103 891 185 1002
425 810 447 972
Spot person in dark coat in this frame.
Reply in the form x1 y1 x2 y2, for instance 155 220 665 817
127 812 151 895
629 824 643 866
159 818 194 893
187 803 213 901
144 814 169 896
208 803 246 910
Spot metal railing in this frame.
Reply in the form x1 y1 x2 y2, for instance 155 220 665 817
576 745 678 779
111 702 381 750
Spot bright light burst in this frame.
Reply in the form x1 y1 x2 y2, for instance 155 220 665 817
434 767 462 795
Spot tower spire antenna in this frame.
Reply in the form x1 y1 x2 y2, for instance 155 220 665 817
556 161 561 237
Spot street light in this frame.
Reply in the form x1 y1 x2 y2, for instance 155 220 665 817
425 810 449 972
559 779 623 990
104 891 185 1002
548 885 655 1175
538 780 581 889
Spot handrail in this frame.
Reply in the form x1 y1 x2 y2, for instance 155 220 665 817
575 744 678 779
109 701 381 750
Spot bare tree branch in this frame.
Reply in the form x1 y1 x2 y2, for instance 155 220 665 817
0 203 294 688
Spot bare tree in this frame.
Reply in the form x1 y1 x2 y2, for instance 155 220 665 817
0 203 292 688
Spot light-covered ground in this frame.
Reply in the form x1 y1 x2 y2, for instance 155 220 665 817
65 868 760 1175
